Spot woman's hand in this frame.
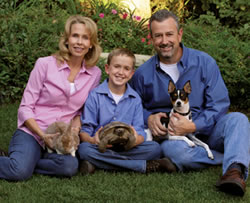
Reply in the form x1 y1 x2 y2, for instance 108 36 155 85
41 132 60 149
72 126 81 134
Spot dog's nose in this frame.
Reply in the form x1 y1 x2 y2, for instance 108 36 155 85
177 101 181 106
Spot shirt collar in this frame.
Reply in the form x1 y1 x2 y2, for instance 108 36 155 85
155 43 188 70
179 43 188 68
58 60 94 75
96 79 137 98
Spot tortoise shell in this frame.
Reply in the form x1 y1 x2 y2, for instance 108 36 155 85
98 121 136 153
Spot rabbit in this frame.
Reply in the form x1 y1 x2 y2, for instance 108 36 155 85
44 120 80 157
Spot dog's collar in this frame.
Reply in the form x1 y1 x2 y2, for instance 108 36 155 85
173 109 191 117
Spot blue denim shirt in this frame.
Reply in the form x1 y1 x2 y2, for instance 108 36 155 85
81 79 146 139
130 43 230 135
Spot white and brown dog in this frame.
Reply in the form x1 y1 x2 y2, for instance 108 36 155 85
146 80 214 160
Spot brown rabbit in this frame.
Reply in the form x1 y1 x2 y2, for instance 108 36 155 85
44 121 80 157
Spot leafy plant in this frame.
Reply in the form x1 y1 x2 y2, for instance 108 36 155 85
0 0 249 109
81 0 154 54
183 19 250 109
0 0 69 103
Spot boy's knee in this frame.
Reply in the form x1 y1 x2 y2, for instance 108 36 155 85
150 141 162 157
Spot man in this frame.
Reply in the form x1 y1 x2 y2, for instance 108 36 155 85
130 9 250 196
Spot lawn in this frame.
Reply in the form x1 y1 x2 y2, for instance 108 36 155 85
0 103 249 202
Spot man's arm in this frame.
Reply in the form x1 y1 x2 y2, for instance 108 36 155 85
192 60 230 135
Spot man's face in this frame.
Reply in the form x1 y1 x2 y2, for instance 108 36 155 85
151 17 183 64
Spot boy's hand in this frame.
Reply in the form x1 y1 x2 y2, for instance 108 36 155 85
130 126 138 141
94 127 102 144
130 126 144 147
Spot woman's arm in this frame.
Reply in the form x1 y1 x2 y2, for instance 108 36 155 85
24 118 59 148
24 118 45 138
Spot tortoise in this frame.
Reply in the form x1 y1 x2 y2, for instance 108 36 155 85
98 121 136 153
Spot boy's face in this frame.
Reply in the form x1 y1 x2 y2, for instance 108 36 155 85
105 55 134 92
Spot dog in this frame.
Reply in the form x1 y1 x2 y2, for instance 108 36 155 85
44 120 80 157
146 80 214 160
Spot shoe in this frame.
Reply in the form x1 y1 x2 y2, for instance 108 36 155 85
79 160 95 175
216 168 246 196
0 149 8 156
146 157 177 173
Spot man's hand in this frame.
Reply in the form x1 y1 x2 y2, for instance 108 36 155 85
148 112 168 136
168 113 196 136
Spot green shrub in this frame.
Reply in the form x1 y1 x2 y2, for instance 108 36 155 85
0 0 69 103
186 0 250 41
183 20 250 109
81 0 154 54
0 0 249 110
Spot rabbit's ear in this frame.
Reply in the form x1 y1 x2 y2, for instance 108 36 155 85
69 119 73 126
66 120 73 134
55 122 64 134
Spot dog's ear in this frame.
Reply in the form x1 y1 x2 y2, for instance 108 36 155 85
183 80 191 94
168 80 176 93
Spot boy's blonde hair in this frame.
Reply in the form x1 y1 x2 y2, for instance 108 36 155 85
107 48 136 68
54 15 102 68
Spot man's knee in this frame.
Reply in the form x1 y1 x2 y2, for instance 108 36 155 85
161 140 194 168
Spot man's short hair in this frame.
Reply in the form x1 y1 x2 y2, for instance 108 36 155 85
149 9 180 34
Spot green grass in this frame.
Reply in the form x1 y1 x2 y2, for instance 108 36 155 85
0 103 249 202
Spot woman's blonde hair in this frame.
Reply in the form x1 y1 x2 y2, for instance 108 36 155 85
54 15 102 68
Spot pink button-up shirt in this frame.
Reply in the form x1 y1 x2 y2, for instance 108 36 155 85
18 56 101 146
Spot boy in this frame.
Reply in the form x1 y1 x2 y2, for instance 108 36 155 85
78 48 176 174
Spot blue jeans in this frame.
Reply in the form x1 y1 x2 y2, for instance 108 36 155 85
0 130 78 181
78 141 161 173
161 112 250 179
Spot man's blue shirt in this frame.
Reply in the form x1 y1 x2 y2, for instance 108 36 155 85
130 43 230 135
81 79 146 139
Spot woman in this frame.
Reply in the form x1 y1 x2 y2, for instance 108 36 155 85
0 15 102 181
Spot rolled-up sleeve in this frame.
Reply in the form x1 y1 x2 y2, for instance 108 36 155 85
132 99 147 140
80 91 98 136
18 58 46 127
193 60 230 135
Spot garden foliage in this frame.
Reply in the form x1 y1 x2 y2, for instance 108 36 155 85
0 0 249 109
